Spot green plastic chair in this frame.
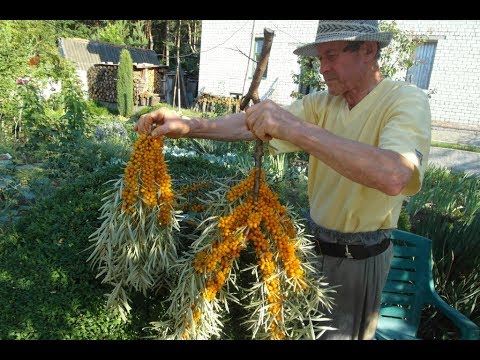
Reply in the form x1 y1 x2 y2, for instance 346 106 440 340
375 229 480 340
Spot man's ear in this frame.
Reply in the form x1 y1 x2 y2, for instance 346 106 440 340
362 41 378 61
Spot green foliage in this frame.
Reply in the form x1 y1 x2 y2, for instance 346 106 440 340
0 165 133 339
92 20 148 48
129 21 148 48
291 56 325 100
160 20 201 76
397 206 412 231
431 141 480 153
85 99 116 117
41 138 129 182
93 20 130 46
0 21 52 141
211 102 230 116
403 165 480 339
59 73 89 138
47 20 98 39
0 20 91 146
379 20 426 80
117 49 134 117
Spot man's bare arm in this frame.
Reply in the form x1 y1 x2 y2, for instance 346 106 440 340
135 108 255 141
287 121 414 196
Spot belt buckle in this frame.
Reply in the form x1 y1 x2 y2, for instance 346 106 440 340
344 244 353 259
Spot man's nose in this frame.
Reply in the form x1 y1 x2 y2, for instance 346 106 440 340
319 61 329 74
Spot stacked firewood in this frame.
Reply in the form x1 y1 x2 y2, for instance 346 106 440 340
87 64 162 104
87 65 118 103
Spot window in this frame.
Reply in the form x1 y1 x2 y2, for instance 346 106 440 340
294 56 324 99
406 41 437 90
252 37 268 79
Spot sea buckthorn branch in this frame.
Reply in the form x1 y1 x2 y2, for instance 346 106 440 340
241 213 337 339
239 28 275 202
174 178 213 216
148 172 335 339
87 134 181 321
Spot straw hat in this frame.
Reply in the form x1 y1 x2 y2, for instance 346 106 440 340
294 20 393 57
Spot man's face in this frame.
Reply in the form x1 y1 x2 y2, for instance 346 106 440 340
316 41 366 96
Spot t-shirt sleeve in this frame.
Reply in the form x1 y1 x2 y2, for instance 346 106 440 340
379 87 431 196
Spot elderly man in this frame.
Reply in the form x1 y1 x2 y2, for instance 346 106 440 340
134 20 431 340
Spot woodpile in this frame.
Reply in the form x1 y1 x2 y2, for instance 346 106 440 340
87 64 167 105
88 64 118 103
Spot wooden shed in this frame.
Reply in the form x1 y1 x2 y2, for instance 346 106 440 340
58 37 168 106
87 62 169 106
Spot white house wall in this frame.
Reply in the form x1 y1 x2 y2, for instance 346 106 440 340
199 20 480 130
198 20 319 105
394 20 480 130
77 69 89 98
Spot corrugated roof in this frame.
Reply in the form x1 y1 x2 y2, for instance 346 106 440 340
58 38 161 72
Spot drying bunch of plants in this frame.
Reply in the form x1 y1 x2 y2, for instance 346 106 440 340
149 167 335 340
87 133 181 321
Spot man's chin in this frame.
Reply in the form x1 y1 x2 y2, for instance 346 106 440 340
327 87 339 96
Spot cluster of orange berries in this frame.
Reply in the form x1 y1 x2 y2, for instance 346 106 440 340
182 305 202 340
176 181 211 214
192 168 306 339
178 203 206 213
193 228 245 300
121 134 174 224
177 181 211 195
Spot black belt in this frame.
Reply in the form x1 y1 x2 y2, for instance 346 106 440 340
316 238 391 260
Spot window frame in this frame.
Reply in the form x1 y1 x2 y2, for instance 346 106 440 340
406 40 437 90
251 37 268 79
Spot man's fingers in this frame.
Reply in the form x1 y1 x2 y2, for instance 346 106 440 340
245 107 258 131
134 107 185 138
135 113 155 134
135 108 168 134
151 125 163 138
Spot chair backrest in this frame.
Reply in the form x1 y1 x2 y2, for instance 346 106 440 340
377 229 433 338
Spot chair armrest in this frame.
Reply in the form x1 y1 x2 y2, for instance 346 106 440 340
428 290 480 340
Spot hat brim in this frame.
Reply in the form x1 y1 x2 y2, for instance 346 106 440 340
293 32 393 57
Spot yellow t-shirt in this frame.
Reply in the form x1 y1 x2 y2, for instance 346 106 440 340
269 78 431 233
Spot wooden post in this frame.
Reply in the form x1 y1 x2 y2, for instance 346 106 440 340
178 62 188 108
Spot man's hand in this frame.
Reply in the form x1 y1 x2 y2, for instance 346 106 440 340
134 107 191 139
244 100 297 142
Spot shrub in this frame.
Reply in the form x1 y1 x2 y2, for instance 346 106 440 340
117 49 133 117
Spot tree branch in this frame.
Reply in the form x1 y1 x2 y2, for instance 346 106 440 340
228 46 257 62
239 28 275 202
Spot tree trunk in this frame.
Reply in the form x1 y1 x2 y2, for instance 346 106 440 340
193 21 199 52
164 21 170 67
176 20 182 109
145 20 153 51
187 21 198 54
